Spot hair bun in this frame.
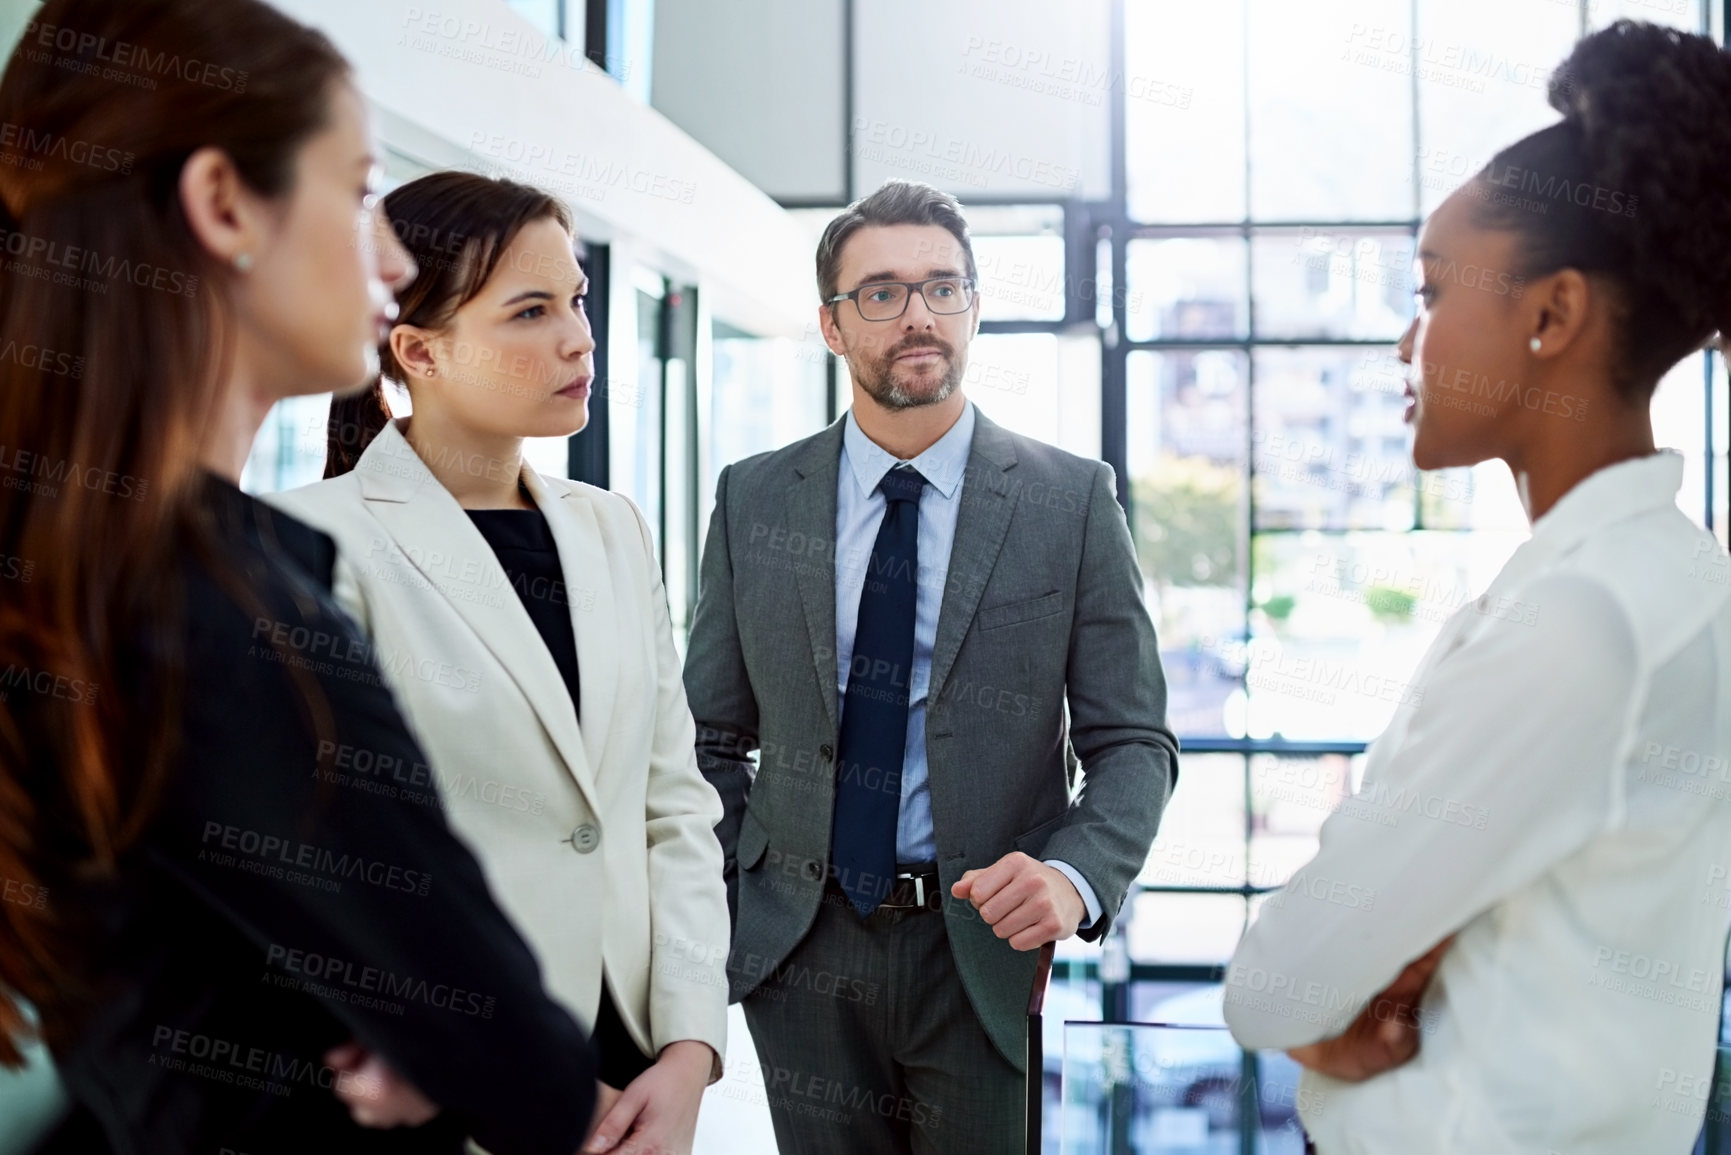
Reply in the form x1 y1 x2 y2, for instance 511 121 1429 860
1546 19 1731 353
1549 20 1731 154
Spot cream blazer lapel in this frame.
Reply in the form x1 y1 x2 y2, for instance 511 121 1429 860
353 422 604 818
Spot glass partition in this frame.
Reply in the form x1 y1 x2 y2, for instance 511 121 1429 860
1055 1014 1308 1153
610 277 667 551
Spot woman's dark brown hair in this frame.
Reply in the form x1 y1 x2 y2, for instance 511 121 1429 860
325 172 572 475
0 0 350 1066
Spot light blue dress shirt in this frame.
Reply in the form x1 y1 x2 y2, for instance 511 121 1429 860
834 402 1101 928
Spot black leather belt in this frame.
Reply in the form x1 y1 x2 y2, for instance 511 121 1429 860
820 865 941 914
823 865 943 912
881 865 941 911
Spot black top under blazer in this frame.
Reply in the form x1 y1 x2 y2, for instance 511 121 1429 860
40 476 597 1155
466 504 653 1091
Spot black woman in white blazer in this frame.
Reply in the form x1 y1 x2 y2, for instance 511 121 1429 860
265 172 727 1155
1226 24 1731 1155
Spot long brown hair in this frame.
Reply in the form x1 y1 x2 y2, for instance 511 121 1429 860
325 171 572 475
0 0 350 1066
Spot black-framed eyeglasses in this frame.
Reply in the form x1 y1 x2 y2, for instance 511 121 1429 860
827 276 977 322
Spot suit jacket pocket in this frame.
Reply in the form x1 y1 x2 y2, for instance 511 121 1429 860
738 808 770 871
1012 810 1068 858
978 590 1065 631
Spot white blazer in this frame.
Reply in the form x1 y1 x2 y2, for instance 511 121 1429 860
265 419 729 1077
1225 452 1731 1153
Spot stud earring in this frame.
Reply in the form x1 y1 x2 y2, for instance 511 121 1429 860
233 253 253 272
425 367 435 377
1528 337 1541 353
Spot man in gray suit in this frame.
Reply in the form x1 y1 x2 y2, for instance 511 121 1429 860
683 179 1177 1154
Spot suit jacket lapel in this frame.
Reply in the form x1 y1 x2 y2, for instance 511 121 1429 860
929 410 1019 705
788 419 846 730
354 422 603 816
528 469 619 783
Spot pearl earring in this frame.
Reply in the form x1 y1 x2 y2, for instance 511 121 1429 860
233 253 253 272
1529 337 1542 353
425 367 435 377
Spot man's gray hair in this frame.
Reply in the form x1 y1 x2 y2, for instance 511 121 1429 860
815 179 977 303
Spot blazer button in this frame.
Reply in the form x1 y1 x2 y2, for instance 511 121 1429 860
819 744 834 761
803 860 824 881
569 824 599 854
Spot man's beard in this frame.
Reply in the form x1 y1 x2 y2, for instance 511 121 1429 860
851 335 964 412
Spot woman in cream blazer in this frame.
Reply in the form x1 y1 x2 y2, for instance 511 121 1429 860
266 172 728 1153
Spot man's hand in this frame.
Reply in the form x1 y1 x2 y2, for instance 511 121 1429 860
583 1039 714 1154
1286 936 1455 1083
951 852 1085 950
322 1041 439 1128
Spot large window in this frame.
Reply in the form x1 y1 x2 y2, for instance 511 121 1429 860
1104 0 1725 1139
962 204 1106 458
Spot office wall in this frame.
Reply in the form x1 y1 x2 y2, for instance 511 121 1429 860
651 0 847 202
652 0 1113 204
853 0 1112 202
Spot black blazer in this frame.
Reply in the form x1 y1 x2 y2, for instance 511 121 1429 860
39 476 596 1155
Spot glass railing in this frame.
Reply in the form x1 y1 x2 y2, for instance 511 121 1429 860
1049 1020 1305 1154
1044 996 1731 1154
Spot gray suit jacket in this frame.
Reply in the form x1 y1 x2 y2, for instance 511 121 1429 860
682 407 1178 1068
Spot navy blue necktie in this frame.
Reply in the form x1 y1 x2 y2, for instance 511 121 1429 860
831 465 926 917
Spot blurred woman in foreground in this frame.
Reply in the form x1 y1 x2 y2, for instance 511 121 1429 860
0 0 598 1150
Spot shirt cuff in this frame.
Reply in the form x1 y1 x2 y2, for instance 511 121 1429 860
1044 859 1102 930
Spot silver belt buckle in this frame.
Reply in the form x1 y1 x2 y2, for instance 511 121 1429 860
896 870 928 907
